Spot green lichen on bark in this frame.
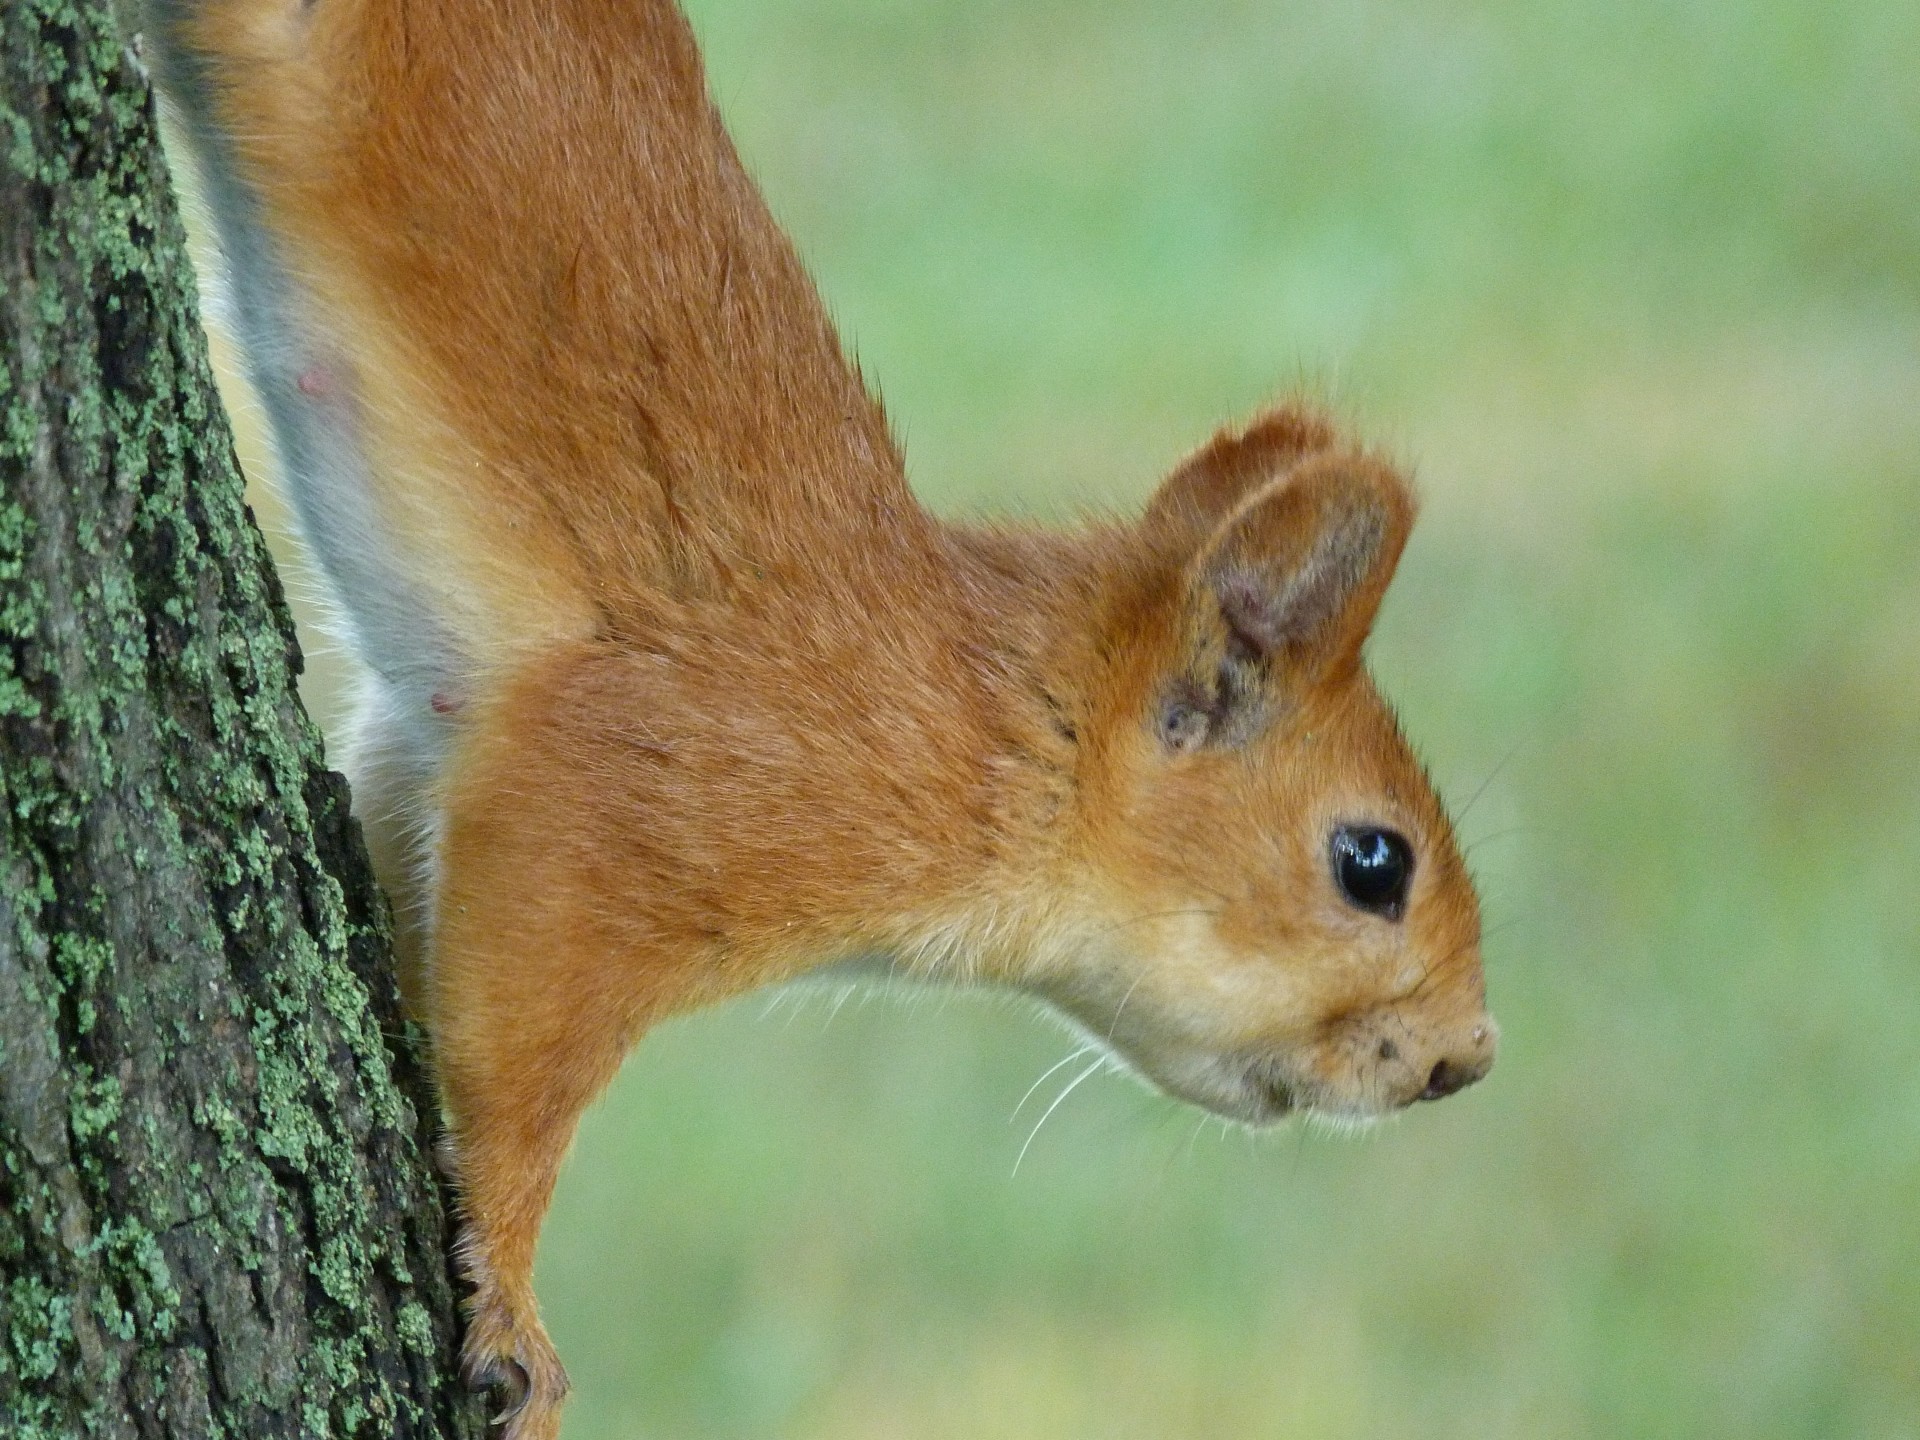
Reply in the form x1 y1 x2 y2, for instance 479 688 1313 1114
0 2 486 1434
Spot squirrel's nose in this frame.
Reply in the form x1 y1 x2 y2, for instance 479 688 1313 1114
1415 1019 1496 1102
1419 1056 1484 1100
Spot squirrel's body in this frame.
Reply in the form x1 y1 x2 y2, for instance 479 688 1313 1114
153 1 1498 1434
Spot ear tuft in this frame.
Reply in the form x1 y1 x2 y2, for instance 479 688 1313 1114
1144 405 1339 540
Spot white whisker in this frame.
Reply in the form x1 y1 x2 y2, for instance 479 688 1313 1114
1009 1044 1096 1125
1013 1055 1106 1176
1106 975 1145 1042
1182 1113 1211 1167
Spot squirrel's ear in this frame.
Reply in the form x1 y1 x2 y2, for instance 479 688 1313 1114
1156 449 1415 751
1143 405 1339 541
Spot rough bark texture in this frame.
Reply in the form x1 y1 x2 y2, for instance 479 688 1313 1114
0 3 487 1435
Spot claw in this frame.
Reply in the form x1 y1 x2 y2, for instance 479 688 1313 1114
465 1351 531 1422
459 1300 568 1438
455 1223 568 1437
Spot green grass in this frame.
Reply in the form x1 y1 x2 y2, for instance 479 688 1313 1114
213 0 1920 1434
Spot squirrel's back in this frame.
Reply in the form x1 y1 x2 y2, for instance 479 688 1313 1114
161 0 916 692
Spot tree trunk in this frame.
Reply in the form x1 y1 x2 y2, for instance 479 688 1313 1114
0 4 487 1435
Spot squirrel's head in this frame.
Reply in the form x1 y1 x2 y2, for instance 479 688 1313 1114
1026 408 1494 1125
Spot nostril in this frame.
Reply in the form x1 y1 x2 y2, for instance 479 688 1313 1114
1420 1058 1478 1101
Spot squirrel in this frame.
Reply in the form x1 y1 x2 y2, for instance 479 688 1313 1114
147 0 1497 1434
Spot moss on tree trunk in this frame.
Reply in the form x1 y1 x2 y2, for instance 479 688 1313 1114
0 2 487 1434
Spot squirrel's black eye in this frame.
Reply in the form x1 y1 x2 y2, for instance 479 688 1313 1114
1331 827 1413 920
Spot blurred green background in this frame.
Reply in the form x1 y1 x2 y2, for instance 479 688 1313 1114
198 0 1920 1435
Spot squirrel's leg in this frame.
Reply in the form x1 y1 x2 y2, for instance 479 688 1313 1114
436 1029 607 1435
426 661 680 1439
430 903 634 1439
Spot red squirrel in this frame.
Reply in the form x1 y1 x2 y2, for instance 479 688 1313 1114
150 0 1497 1433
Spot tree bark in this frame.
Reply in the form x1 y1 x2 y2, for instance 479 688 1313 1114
0 3 487 1435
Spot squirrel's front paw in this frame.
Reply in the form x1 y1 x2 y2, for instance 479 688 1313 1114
462 1289 569 1439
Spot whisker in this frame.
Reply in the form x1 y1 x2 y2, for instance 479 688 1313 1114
1478 914 1537 944
1081 906 1223 944
1013 1054 1106 1176
1454 740 1526 825
1009 1043 1096 1125
1106 974 1146 1042
823 984 857 1027
1183 878 1239 909
760 989 802 1025
1463 825 1534 861
1182 1113 1211 1167
1403 938 1480 1003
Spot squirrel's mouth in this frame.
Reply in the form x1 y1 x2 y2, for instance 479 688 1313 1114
1150 1051 1306 1127
1233 1059 1303 1126
1109 1037 1409 1131
1255 1073 1297 1119
1230 1055 1398 1129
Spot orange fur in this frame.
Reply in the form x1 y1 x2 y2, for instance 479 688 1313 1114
153 1 1496 1434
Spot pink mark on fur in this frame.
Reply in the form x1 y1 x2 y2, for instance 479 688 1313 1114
430 692 462 716
296 367 333 398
